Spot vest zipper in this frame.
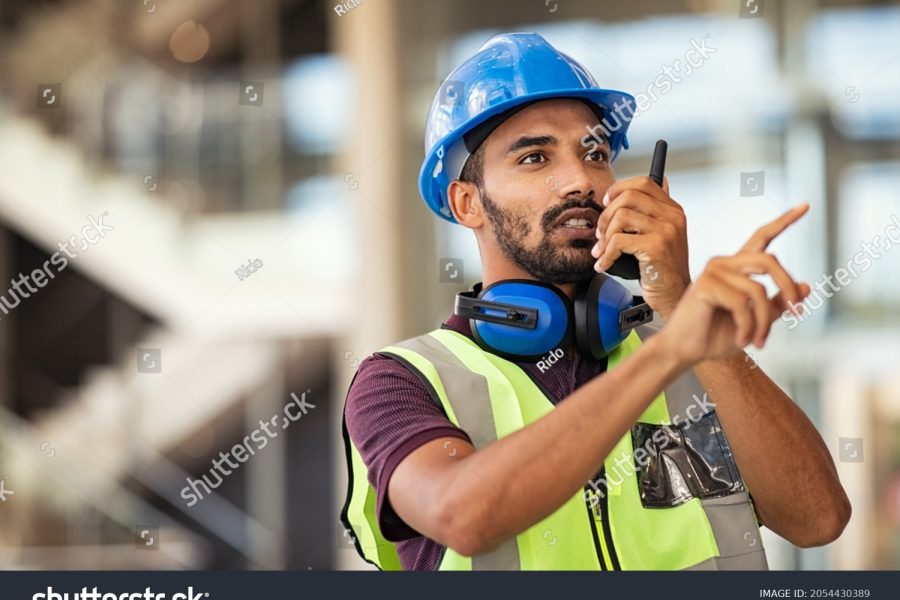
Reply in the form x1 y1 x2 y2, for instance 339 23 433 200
583 485 608 570
517 364 621 571
585 473 621 571
597 475 621 570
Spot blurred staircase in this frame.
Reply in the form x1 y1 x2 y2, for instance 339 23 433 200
0 112 345 568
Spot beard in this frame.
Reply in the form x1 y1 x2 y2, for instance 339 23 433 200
480 189 602 285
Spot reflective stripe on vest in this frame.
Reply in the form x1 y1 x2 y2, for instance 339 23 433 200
342 324 768 570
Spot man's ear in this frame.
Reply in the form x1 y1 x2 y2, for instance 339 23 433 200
447 180 483 228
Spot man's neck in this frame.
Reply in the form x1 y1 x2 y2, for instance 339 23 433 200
480 264 578 301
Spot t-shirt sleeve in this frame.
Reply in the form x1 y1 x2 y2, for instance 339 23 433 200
344 352 472 541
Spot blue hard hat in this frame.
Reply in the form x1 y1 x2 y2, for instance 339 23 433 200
419 32 636 224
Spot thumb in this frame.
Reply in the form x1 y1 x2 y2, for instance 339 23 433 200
662 175 670 195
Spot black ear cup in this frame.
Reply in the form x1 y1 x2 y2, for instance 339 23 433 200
574 274 649 360
573 275 606 360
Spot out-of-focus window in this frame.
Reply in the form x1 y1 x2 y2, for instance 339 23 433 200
806 6 900 139
836 161 900 312
284 54 356 155
285 175 359 284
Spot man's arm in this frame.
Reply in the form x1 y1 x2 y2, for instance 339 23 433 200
344 353 474 541
661 207 850 547
692 355 850 547
594 182 851 548
388 331 686 557
392 206 848 558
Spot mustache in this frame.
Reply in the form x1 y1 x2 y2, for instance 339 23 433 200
540 196 604 231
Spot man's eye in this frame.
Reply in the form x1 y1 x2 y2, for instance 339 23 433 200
586 150 610 163
520 152 546 165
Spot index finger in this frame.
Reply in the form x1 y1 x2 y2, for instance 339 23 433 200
739 203 810 254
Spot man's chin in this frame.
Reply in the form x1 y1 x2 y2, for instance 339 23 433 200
561 241 595 263
545 262 596 284
569 238 594 250
547 246 595 281
547 228 593 248
506 237 596 285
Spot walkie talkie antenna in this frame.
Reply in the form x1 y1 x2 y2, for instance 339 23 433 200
649 139 667 187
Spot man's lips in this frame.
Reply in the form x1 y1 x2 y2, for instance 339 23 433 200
550 207 599 241
551 207 599 230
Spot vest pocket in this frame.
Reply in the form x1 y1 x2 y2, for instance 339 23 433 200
632 411 745 508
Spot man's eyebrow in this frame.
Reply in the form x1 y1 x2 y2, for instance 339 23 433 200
506 135 557 154
581 131 611 149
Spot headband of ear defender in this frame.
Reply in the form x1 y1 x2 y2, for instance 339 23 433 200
454 274 654 362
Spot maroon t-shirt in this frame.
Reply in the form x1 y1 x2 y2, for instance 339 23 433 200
344 313 608 570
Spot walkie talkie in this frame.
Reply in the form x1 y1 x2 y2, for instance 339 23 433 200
604 139 668 280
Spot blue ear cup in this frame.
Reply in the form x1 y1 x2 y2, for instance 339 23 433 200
573 274 654 360
457 280 572 362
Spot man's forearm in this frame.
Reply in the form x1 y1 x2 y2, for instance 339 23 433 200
435 332 688 555
692 353 850 546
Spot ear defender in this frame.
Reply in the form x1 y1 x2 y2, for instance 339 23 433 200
454 280 573 362
573 273 654 360
454 276 654 362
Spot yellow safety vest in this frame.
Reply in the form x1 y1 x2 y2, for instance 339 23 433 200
341 323 768 570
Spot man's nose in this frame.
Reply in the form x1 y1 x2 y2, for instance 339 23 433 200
553 158 596 200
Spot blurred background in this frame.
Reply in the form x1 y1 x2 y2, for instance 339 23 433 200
0 0 897 571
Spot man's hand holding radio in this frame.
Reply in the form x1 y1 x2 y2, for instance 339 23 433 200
592 175 692 320
591 161 812 368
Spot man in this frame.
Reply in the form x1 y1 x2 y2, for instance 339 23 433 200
341 32 850 571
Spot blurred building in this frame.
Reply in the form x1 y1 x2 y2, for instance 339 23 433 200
0 0 897 570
